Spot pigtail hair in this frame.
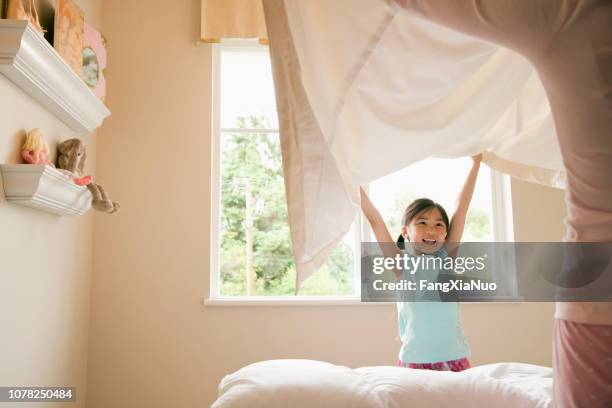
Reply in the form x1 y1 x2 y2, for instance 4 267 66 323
396 233 405 250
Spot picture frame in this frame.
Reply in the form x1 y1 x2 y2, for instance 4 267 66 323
82 23 107 101
1 0 8 19
54 0 84 75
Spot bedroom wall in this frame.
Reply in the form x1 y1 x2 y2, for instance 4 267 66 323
0 1 102 406
87 0 566 406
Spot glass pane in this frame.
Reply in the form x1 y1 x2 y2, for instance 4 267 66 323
220 48 279 129
219 130 354 296
369 158 493 242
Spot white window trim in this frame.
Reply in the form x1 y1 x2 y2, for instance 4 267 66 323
209 42 222 303
491 170 515 242
204 297 390 306
207 41 514 306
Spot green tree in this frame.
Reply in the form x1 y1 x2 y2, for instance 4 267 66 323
463 207 491 241
219 116 353 296
220 116 294 295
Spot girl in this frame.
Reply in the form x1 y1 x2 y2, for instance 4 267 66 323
360 154 482 372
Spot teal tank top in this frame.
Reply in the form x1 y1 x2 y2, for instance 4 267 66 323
396 247 470 364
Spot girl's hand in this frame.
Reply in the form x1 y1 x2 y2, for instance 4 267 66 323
471 153 483 164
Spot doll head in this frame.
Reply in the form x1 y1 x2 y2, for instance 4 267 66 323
22 128 49 153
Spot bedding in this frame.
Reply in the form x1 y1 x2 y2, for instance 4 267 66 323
211 359 552 408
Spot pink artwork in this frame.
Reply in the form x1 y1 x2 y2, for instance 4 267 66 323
82 23 107 101
54 0 84 75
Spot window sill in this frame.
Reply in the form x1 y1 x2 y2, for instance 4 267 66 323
203 296 394 307
459 296 525 303
203 296 526 306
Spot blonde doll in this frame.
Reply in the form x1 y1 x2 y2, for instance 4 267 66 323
21 128 54 166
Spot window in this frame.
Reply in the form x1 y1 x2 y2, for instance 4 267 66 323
210 41 359 303
208 41 513 304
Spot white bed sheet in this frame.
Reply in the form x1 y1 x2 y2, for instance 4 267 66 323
212 359 552 408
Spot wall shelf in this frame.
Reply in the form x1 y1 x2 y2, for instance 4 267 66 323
0 164 92 216
0 19 110 133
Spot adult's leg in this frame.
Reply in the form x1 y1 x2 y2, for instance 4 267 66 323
554 320 612 407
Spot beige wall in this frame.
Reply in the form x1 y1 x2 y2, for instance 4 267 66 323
87 0 567 407
0 1 102 406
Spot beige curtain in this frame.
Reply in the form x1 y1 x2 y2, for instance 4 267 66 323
200 0 268 43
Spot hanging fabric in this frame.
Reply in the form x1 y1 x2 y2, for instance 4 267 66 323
262 0 566 291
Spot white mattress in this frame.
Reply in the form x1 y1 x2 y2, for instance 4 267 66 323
212 359 552 408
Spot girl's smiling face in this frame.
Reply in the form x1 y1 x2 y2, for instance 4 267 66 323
401 207 448 254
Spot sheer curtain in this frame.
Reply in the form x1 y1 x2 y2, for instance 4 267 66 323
262 0 565 291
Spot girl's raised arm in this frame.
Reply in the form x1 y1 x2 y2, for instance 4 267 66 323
445 154 482 253
360 187 403 278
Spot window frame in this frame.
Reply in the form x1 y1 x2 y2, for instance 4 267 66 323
206 41 514 306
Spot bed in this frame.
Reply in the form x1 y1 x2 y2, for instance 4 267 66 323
211 359 552 408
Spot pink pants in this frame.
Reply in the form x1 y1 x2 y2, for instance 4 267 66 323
397 357 471 372
554 320 612 408
394 1 612 406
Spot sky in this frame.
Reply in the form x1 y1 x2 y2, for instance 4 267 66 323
221 47 278 129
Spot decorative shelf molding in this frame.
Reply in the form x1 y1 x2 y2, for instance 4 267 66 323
0 20 110 133
0 164 92 216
